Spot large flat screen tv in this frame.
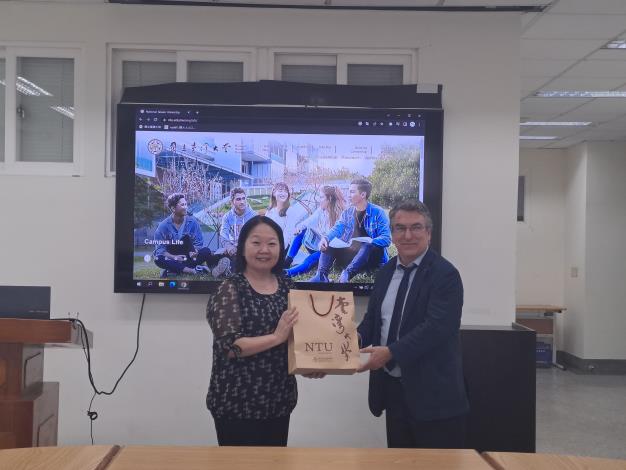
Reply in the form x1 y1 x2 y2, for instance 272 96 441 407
115 102 443 294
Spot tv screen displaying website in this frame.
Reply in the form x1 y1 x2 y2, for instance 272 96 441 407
114 104 442 294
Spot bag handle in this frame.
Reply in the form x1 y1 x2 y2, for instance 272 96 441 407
309 294 334 317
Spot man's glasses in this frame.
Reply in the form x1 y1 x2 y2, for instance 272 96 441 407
392 224 428 235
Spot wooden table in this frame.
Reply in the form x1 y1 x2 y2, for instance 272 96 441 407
106 447 494 470
0 445 119 470
484 452 626 470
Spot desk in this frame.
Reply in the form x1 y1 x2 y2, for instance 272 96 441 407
107 446 494 470
0 445 119 470
483 451 626 470
515 305 566 368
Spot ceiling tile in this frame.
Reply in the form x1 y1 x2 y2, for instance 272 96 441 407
521 97 590 118
520 126 581 138
548 0 626 14
521 12 539 30
541 77 626 91
586 49 626 60
521 59 577 77
557 99 626 121
593 116 626 130
563 60 626 78
521 39 605 60
519 139 555 149
545 136 586 148
523 14 626 40
521 76 552 97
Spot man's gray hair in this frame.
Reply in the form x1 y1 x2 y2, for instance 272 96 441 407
389 200 433 229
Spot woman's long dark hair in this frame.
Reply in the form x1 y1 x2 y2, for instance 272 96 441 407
235 215 286 275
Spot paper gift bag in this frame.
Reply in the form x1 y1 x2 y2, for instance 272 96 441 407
288 290 360 375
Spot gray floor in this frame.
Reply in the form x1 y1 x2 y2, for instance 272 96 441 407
536 368 626 459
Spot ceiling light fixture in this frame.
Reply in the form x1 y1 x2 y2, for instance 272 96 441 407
603 39 626 49
519 136 557 140
520 121 591 126
535 91 626 98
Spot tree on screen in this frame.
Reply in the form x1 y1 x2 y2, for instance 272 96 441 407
370 145 420 207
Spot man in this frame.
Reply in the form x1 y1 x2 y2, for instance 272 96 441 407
357 200 469 449
308 179 391 283
154 193 230 278
219 187 257 257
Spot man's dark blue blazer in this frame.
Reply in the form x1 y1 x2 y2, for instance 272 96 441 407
357 248 469 421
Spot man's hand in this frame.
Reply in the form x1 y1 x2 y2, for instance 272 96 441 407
357 346 392 372
319 237 329 252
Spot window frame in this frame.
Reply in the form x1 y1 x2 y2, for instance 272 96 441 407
270 48 417 84
0 45 84 176
106 46 256 176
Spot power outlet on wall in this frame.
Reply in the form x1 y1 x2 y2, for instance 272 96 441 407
570 267 579 278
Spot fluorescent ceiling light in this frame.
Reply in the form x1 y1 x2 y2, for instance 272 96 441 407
520 121 591 126
50 105 75 119
603 39 626 49
519 136 557 140
536 91 626 98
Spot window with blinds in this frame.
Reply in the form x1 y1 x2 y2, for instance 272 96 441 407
273 52 412 86
122 61 176 88
347 64 404 86
281 64 337 85
187 61 244 83
17 57 74 163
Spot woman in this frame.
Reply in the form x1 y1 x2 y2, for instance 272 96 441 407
284 185 346 277
265 182 307 250
206 215 298 446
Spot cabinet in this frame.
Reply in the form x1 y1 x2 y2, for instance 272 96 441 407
515 305 565 368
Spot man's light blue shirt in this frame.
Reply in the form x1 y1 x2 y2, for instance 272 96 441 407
381 248 429 377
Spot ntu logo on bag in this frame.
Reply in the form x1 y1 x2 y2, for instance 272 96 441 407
304 342 333 353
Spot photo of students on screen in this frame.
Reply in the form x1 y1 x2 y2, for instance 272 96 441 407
308 179 391 283
153 193 231 278
219 188 257 262
284 185 346 278
264 182 308 252
132 129 422 285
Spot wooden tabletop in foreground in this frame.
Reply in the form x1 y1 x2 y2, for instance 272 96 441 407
106 446 494 470
483 452 626 470
0 445 119 470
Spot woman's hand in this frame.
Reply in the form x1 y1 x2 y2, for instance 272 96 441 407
273 307 299 344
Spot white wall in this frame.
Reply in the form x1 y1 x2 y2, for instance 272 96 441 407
584 142 626 360
563 143 588 358
0 3 521 446
516 148 566 306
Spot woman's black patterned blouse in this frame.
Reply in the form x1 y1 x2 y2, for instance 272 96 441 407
206 273 297 419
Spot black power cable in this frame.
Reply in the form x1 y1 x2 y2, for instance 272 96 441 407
54 293 146 444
